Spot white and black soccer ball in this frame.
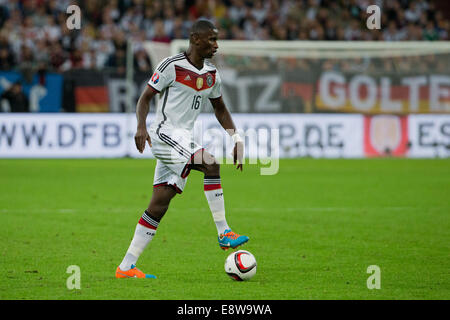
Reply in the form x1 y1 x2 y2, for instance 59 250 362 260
224 250 257 281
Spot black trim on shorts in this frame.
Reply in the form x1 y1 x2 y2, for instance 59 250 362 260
153 182 182 194
181 148 205 179
158 132 191 159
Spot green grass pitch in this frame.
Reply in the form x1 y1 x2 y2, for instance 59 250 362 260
0 158 449 300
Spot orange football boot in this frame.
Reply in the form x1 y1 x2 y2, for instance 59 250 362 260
115 265 156 279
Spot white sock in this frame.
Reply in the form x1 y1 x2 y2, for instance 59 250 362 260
119 212 158 271
204 176 230 235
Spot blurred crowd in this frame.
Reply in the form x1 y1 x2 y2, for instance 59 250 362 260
0 0 448 74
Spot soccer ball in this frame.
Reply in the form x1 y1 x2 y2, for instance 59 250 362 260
224 250 257 281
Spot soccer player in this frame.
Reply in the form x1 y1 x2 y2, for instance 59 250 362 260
116 20 249 279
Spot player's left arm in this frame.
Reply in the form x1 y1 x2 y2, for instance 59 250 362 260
209 96 243 171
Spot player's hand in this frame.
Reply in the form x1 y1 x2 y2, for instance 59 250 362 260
233 141 244 171
135 127 152 153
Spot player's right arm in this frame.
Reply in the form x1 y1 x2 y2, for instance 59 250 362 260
135 57 175 153
135 86 158 153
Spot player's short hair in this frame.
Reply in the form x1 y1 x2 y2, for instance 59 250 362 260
190 20 217 39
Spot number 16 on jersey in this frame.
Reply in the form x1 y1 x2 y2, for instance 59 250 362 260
191 95 201 110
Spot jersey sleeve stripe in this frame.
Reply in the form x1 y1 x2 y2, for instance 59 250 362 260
158 56 186 73
158 53 183 70
157 54 185 72
156 88 169 135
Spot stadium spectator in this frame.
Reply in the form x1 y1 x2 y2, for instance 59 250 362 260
151 18 171 43
106 48 127 74
0 33 15 70
49 41 67 71
0 81 29 112
423 21 439 40
134 47 152 72
0 0 447 73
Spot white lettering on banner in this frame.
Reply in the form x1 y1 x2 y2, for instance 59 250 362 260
254 75 281 112
216 68 234 111
108 79 137 113
349 75 377 111
220 71 281 113
430 76 450 112
380 78 402 112
319 71 346 108
401 76 427 112
319 72 450 113
235 77 252 112
408 115 450 158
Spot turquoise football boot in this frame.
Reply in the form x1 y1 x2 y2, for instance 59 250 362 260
218 229 249 250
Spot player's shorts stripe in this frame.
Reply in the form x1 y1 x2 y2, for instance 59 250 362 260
159 133 191 159
158 54 185 72
158 132 191 157
158 132 190 158
162 138 190 159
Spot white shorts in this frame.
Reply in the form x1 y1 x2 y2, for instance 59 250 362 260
150 128 203 194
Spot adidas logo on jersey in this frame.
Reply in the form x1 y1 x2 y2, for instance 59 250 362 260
184 75 191 81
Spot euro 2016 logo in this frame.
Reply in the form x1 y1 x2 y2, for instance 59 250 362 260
151 73 160 84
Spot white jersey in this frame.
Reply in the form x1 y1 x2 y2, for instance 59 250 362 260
147 52 222 133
